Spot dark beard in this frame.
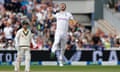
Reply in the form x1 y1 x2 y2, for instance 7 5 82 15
61 8 65 11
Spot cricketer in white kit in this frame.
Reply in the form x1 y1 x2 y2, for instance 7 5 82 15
51 3 74 66
14 21 36 72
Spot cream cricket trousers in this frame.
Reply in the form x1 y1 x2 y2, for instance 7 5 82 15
14 46 31 72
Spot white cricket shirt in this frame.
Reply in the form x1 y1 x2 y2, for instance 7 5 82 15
55 11 73 33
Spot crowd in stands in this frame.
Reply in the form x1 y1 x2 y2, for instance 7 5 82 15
115 0 120 11
108 0 120 12
0 0 120 51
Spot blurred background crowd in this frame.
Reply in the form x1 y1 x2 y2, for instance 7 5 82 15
0 0 120 51
108 0 120 11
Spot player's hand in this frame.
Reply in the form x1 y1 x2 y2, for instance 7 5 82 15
69 19 77 26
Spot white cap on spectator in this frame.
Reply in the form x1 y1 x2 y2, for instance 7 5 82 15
17 12 23 17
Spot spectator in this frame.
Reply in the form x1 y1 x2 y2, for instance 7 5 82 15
0 32 6 49
4 0 21 13
53 3 60 13
76 39 83 50
5 39 14 50
32 36 43 50
3 19 13 41
103 36 111 49
46 7 56 28
35 8 44 25
92 33 101 50
0 3 5 15
0 0 4 4
12 20 22 38
66 41 72 51
115 35 120 47
108 0 115 8
26 0 34 12
115 0 120 11
109 34 115 47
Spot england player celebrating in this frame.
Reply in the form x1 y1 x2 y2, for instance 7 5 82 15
14 21 36 72
51 3 75 66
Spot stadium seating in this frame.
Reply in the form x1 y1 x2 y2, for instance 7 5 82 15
104 6 120 33
95 20 117 35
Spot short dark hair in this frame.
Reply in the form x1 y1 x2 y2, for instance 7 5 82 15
22 20 29 25
60 3 66 9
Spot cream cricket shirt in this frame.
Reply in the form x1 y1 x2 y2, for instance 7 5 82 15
15 28 32 47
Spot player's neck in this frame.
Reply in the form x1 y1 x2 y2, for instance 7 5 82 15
23 28 27 31
60 9 66 12
60 10 65 13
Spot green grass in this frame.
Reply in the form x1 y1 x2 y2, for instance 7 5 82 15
0 65 120 72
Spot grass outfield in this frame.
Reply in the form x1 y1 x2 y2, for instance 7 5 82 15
0 65 120 72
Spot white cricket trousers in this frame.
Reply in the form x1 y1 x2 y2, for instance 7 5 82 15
14 47 31 72
52 32 67 62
